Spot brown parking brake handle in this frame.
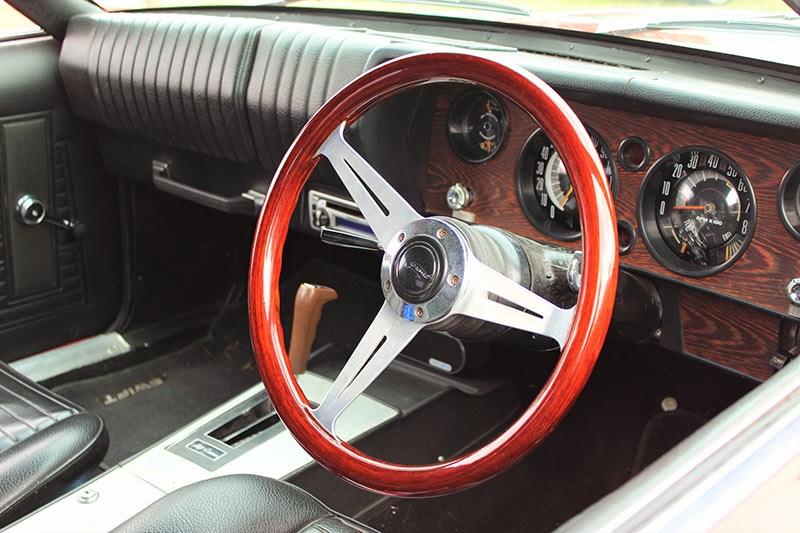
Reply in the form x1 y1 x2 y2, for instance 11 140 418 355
288 283 338 374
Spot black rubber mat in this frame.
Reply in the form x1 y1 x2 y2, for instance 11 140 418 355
54 308 261 466
631 409 706 474
348 343 758 532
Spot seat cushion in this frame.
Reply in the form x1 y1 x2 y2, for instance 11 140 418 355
112 474 378 533
0 362 108 525
0 363 82 451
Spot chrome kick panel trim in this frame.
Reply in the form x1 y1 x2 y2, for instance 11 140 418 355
10 332 131 382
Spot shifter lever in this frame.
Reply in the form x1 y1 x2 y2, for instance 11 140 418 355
16 194 88 240
287 283 338 374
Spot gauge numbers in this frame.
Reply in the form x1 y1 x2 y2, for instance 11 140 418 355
639 147 756 277
516 127 617 241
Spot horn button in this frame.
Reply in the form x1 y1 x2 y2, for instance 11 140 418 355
392 239 444 303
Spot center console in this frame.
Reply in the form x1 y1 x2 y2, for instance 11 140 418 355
8 371 397 532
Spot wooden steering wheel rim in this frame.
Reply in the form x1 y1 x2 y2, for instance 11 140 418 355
249 52 618 497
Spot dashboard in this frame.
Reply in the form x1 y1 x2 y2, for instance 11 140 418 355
426 85 800 380
55 10 800 383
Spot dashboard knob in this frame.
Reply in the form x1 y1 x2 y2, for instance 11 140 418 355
446 183 474 211
312 199 331 228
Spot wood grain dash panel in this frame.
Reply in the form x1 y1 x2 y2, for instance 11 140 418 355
426 84 800 317
681 289 779 381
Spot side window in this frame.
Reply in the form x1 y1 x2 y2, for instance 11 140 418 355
0 1 40 39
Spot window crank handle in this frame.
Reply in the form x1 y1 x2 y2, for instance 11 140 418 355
16 194 89 240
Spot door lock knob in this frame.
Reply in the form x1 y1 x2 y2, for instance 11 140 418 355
16 194 88 240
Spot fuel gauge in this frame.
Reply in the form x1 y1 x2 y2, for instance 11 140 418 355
447 90 507 163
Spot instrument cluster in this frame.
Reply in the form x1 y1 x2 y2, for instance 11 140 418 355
446 88 800 279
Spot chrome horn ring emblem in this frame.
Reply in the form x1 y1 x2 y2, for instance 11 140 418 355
381 218 467 323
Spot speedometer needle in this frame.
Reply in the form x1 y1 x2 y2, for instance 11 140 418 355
673 205 706 210
560 185 574 207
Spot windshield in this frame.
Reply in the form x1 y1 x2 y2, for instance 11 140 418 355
96 1 799 67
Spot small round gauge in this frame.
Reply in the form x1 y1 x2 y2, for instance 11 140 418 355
639 147 756 277
516 126 618 241
447 90 506 163
779 163 800 241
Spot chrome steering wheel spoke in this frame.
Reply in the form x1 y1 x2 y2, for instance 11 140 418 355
316 124 574 432
312 301 423 434
453 257 575 348
318 123 422 248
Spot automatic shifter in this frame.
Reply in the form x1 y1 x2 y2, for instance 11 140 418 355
288 283 338 374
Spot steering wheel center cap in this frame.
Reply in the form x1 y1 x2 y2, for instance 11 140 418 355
392 240 443 303
381 218 468 323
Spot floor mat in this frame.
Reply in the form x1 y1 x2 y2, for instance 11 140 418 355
631 409 707 474
52 257 378 467
353 343 757 533
53 308 261 466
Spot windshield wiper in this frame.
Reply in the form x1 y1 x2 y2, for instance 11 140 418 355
642 15 800 34
382 0 531 17
258 0 532 17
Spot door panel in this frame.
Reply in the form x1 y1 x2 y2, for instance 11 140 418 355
0 36 122 361
2 113 58 297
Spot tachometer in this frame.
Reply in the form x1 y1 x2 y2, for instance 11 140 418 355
516 126 617 241
639 147 756 277
447 90 506 163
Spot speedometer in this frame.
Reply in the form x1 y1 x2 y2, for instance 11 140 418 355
516 126 617 241
638 147 756 277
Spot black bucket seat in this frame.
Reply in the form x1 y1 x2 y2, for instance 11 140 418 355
0 362 108 525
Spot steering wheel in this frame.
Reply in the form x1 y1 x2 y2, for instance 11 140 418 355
249 52 618 497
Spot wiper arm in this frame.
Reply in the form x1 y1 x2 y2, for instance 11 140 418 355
353 0 532 17
643 15 800 34
257 0 532 18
